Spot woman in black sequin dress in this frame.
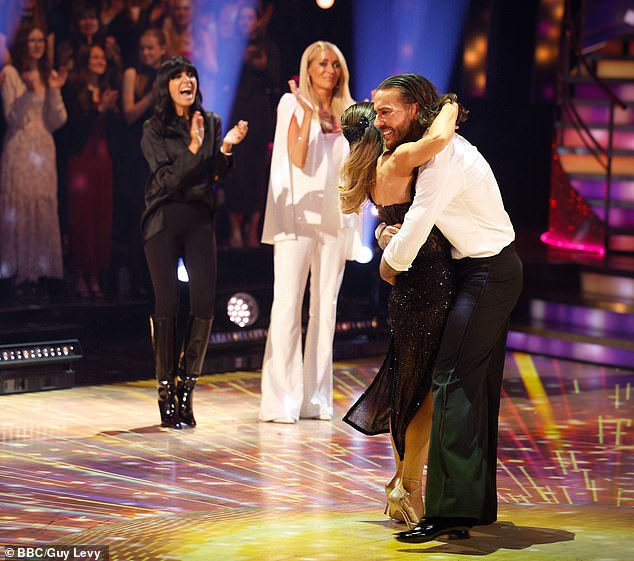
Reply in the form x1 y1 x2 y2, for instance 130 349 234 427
339 97 465 527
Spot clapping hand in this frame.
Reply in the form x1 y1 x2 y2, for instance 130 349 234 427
48 67 68 90
190 111 205 146
223 120 248 147
288 79 313 114
100 88 119 112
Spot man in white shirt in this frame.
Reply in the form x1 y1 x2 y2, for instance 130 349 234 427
373 74 524 543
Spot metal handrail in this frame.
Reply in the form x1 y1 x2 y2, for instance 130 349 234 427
563 100 606 166
576 49 628 111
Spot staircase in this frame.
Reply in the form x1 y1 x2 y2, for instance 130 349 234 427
509 2 634 371
508 241 634 371
542 8 634 255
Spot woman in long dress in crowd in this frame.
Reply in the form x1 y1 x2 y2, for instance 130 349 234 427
0 23 67 301
62 43 119 298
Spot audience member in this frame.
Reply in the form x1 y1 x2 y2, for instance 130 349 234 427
61 43 119 299
0 23 67 301
112 27 167 298
222 2 279 247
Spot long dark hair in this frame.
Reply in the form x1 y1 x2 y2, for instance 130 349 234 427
9 23 51 85
153 56 204 131
377 73 469 132
67 43 113 112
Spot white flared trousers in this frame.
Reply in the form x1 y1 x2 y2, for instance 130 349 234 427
259 230 348 421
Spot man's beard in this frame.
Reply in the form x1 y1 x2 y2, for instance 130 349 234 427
402 122 425 145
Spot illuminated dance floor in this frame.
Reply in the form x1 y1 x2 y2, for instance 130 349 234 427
1 352 632 560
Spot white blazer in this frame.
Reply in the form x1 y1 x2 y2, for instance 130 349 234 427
261 93 361 260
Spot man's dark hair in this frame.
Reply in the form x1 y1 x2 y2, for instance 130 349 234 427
377 73 468 132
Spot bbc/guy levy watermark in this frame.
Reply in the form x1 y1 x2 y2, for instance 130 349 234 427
2 545 108 561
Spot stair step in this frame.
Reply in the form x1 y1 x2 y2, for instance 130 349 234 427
572 100 634 126
609 233 634 252
571 178 634 202
572 81 634 102
562 126 634 150
608 236 634 254
581 270 634 300
597 59 634 79
568 172 634 182
585 205 634 231
529 297 634 335
507 322 634 370
559 152 634 176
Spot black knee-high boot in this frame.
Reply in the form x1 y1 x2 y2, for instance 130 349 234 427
177 316 213 427
150 315 182 429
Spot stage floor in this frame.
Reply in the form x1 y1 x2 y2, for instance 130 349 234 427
1 352 632 560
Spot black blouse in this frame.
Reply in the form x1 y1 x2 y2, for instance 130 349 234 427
140 111 233 241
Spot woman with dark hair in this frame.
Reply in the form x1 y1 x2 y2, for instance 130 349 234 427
141 55 247 429
1 0 53 65
0 23 67 300
62 42 119 299
56 5 107 73
339 92 463 527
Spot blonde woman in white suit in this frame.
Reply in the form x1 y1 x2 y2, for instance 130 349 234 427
260 41 360 423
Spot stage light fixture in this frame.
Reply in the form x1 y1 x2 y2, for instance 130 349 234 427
0 339 83 394
316 0 335 9
227 292 259 328
0 340 83 368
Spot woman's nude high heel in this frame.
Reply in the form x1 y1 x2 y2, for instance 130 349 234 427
387 479 424 529
384 476 404 521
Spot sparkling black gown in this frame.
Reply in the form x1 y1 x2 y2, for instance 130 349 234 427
343 199 454 461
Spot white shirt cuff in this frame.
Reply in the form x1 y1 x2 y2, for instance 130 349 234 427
383 246 411 272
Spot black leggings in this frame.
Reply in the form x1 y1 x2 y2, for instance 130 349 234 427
144 202 216 319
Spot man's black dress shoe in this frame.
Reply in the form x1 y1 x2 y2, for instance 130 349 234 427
395 518 472 543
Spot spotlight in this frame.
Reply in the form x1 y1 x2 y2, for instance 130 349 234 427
316 0 335 8
227 292 259 328
356 246 374 264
